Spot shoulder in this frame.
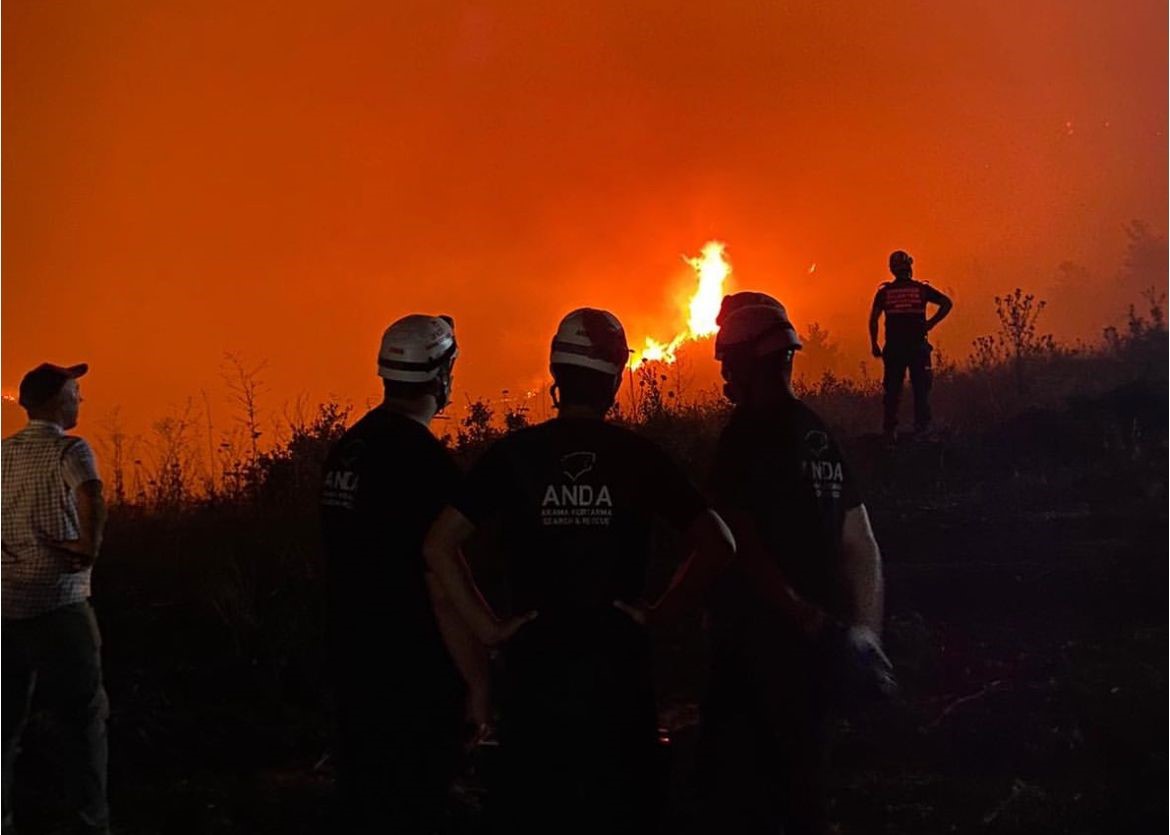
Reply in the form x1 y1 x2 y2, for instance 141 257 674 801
62 435 96 458
789 398 829 426
606 422 674 458
61 436 101 485
485 425 534 457
328 410 391 461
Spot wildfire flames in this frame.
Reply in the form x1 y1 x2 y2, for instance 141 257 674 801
630 241 732 368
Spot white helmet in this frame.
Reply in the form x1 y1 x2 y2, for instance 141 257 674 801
377 314 458 383
550 308 630 376
714 299 802 362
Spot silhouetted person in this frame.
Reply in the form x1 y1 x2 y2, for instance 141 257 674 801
424 308 735 835
3 363 110 835
869 250 953 437
698 294 892 835
320 315 485 834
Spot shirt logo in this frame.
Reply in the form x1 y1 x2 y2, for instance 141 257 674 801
801 430 844 500
541 451 613 527
561 451 596 482
805 430 830 457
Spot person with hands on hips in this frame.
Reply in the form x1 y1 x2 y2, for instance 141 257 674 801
424 307 735 835
320 314 483 834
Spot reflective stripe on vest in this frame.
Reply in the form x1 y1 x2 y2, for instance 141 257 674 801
884 284 926 316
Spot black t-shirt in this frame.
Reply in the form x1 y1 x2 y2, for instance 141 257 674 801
455 417 708 641
873 279 948 345
709 399 862 639
320 408 461 694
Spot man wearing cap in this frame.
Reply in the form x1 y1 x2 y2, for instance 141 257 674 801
698 294 892 835
2 363 110 835
424 308 737 835
320 315 514 833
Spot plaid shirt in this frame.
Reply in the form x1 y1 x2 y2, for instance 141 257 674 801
2 420 101 619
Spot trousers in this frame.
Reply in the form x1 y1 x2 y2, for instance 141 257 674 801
882 340 933 432
696 648 831 835
2 601 110 835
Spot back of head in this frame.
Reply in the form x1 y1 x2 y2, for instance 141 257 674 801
888 250 914 279
716 291 782 328
19 362 88 422
714 300 802 363
378 314 458 409
549 308 630 413
714 299 802 404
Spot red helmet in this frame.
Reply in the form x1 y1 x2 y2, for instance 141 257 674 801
714 300 802 362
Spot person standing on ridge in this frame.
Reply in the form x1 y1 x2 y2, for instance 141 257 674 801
699 293 893 835
3 362 110 835
868 250 953 437
320 314 492 833
424 307 736 835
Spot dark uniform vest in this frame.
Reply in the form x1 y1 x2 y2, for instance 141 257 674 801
877 279 931 345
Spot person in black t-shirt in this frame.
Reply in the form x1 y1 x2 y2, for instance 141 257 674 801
868 250 954 436
698 293 893 835
424 308 736 835
321 314 488 834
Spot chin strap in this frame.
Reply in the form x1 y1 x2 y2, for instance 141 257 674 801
549 382 561 411
434 365 454 412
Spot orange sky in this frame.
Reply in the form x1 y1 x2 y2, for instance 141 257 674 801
3 1 1167 444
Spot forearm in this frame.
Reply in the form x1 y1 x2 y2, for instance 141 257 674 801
868 314 881 346
737 547 826 634
648 510 735 624
926 300 953 330
714 507 824 632
841 507 884 633
427 575 491 693
652 552 722 625
424 543 501 645
74 486 107 556
842 550 883 631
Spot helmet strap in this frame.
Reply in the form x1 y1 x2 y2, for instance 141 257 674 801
433 361 454 412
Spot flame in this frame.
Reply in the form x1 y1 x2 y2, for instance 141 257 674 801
630 241 732 367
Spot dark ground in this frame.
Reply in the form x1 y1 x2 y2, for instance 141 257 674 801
10 385 1168 835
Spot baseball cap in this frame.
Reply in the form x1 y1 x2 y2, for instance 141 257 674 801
18 363 88 409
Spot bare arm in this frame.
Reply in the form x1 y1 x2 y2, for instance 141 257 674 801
425 570 492 737
621 509 736 626
426 571 490 688
868 295 883 355
423 506 537 646
50 480 107 572
840 504 884 634
926 291 954 332
717 506 829 635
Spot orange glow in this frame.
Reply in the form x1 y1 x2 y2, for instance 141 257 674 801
631 241 733 368
1 2 1166 442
